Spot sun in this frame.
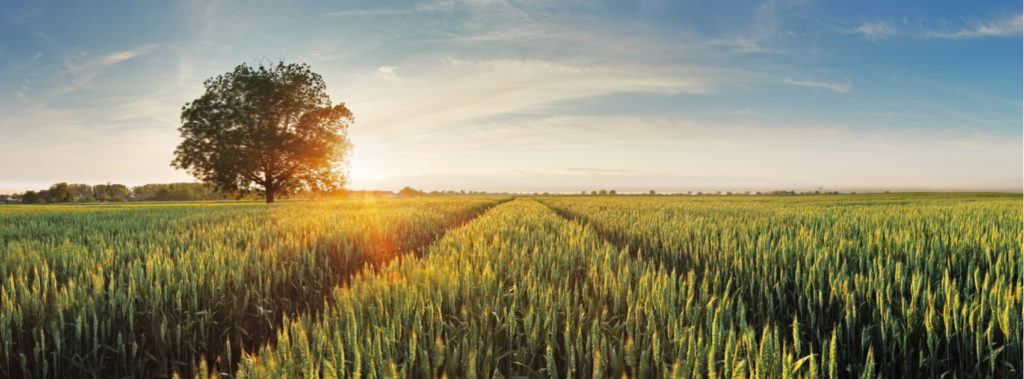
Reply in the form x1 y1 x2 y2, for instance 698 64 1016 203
347 152 392 187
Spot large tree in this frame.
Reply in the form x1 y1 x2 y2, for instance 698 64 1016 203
173 61 353 203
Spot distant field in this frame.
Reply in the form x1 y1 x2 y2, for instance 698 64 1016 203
1 194 1019 377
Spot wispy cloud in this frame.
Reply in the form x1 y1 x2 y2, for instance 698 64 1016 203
703 0 789 54
98 48 153 66
324 8 410 17
346 58 717 136
705 38 780 54
925 13 1022 39
324 1 454 17
783 78 852 93
4 1 46 25
850 14 1022 41
61 44 158 92
850 21 895 41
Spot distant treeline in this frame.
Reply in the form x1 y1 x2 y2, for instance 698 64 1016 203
0 184 517 204
0 184 853 204
1 182 230 204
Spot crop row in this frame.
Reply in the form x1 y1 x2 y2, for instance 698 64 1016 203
540 194 1022 377
234 198 833 378
0 198 503 377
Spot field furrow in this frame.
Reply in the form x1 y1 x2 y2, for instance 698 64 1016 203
0 197 505 378
235 198 818 378
540 194 1022 377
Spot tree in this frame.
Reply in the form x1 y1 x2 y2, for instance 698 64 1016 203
93 184 108 202
155 187 172 201
106 184 129 201
173 61 353 203
69 183 94 202
45 183 73 203
171 185 196 201
22 191 40 204
398 186 424 197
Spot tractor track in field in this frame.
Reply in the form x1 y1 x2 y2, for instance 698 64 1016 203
534 198 706 276
532 197 938 378
203 197 513 378
353 197 515 282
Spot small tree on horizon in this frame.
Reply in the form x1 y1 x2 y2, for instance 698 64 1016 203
398 186 424 197
21 191 40 204
45 183 73 203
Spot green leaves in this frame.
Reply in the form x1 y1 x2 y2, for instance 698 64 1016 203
174 61 353 202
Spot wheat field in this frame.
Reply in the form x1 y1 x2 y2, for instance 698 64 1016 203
1 194 1019 377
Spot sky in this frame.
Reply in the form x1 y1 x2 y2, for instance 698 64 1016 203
0 0 1021 194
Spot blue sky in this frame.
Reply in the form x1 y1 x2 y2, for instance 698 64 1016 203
1 0 1020 193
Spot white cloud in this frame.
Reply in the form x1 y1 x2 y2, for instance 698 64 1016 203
926 13 1023 39
851 21 895 41
783 78 852 93
374 66 402 82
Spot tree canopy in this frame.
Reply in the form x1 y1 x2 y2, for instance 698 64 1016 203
21 191 40 204
45 183 72 203
172 61 353 203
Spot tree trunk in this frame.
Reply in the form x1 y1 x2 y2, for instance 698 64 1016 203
264 171 275 203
